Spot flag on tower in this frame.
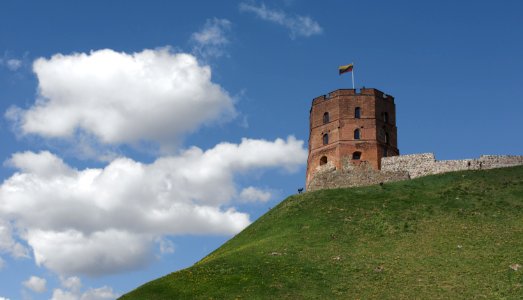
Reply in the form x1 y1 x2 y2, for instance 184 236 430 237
338 63 353 75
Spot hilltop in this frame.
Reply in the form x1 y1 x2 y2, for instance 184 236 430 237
121 166 523 299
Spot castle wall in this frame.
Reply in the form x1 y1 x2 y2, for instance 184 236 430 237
307 153 523 191
307 159 409 191
381 153 523 178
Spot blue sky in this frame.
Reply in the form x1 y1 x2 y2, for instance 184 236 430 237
1 1 522 299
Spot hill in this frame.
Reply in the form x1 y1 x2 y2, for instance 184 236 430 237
121 166 523 299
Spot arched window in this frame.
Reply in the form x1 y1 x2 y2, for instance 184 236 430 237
382 112 389 123
323 133 328 145
385 132 390 145
355 107 361 119
320 156 328 165
352 151 361 160
323 112 329 124
354 129 360 140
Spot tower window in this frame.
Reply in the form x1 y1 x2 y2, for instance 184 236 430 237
352 151 361 160
385 132 390 145
382 146 388 157
355 107 361 119
323 133 329 145
323 112 329 124
354 129 360 140
382 112 389 123
320 156 328 165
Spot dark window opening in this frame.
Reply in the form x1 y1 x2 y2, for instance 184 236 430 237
352 151 362 160
354 129 360 140
323 133 329 145
382 112 389 123
323 112 329 124
355 107 361 119
382 146 388 157
385 132 390 145
320 156 328 165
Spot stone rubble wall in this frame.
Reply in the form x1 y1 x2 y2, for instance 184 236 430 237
381 153 523 179
307 159 409 191
307 153 523 191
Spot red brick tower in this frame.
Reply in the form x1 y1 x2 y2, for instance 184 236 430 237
305 88 399 188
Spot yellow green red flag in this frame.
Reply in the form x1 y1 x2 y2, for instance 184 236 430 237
338 63 353 75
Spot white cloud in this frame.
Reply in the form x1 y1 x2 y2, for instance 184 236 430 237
6 59 22 71
0 136 306 275
157 237 175 254
239 2 322 38
191 18 231 50
80 286 118 300
0 297 11 300
51 289 77 300
22 275 47 293
239 186 272 202
61 276 82 292
29 229 154 276
0 56 23 71
0 219 30 258
6 48 235 147
52 286 118 300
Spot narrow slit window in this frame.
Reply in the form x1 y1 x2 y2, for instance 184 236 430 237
355 107 361 119
382 112 389 123
323 133 329 145
323 112 329 124
354 129 360 140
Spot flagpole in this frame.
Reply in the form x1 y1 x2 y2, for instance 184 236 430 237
351 62 355 89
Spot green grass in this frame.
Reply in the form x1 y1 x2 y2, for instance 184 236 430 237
121 166 523 299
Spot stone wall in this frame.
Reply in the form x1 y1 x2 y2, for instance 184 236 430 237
307 153 523 191
381 153 523 179
307 158 409 191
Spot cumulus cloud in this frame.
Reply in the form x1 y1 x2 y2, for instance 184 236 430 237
239 2 322 38
6 48 235 147
191 18 232 58
0 136 306 275
61 276 82 292
52 286 118 300
239 186 272 202
51 277 117 300
23 275 47 293
0 219 30 258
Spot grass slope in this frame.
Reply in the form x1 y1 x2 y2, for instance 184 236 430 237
121 166 523 299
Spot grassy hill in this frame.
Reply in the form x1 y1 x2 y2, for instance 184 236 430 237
121 166 523 299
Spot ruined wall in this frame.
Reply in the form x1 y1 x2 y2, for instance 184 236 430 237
381 153 523 178
307 158 409 191
307 153 523 191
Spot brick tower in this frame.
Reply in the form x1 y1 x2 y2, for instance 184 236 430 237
305 88 399 189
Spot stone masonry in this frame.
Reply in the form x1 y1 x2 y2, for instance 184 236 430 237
307 153 523 191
